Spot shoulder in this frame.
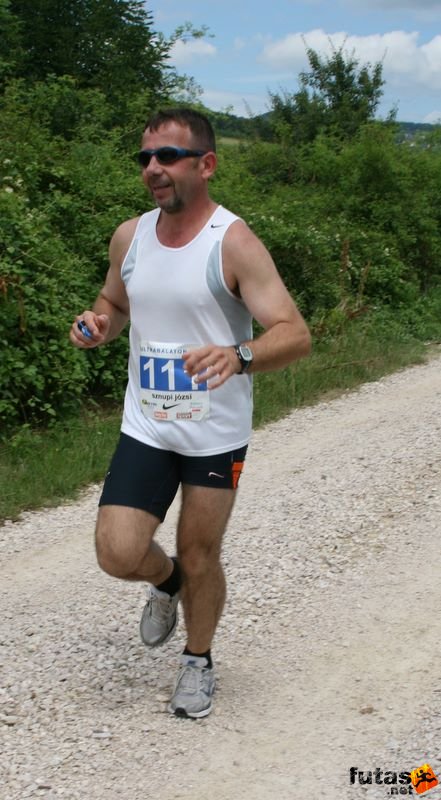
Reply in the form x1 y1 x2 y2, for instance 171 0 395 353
221 217 277 296
109 216 142 268
223 217 258 245
223 218 275 274
110 216 142 248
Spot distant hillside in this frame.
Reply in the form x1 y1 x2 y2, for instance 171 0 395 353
397 121 440 142
399 121 439 134
204 109 272 140
208 109 439 142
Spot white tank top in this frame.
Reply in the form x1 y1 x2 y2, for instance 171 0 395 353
120 205 253 456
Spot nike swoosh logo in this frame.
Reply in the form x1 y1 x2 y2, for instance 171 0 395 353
162 402 180 410
210 224 225 228
208 471 225 479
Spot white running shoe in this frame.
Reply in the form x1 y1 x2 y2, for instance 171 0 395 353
168 655 215 718
139 586 179 648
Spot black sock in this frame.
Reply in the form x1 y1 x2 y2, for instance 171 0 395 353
156 557 181 596
183 646 212 669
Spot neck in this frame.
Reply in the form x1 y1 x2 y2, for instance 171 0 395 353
156 198 218 248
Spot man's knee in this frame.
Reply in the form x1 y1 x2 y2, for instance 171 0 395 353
178 541 222 580
95 511 143 578
95 534 136 578
95 505 161 579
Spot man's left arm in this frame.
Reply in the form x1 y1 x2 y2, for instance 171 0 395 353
183 221 311 388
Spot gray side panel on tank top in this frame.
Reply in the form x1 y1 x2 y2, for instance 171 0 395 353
121 236 139 285
206 240 252 343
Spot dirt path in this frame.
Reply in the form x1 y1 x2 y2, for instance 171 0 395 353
2 353 441 800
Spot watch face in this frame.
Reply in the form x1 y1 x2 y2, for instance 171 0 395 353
239 345 253 360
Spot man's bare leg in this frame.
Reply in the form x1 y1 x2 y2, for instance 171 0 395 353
177 484 236 653
96 505 181 648
168 484 236 718
95 505 172 583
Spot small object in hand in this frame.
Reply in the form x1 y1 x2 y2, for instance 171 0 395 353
77 320 93 339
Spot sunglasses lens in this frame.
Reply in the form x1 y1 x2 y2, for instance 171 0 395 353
138 147 181 167
138 151 151 167
156 147 180 164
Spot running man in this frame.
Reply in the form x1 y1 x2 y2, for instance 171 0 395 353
70 108 311 718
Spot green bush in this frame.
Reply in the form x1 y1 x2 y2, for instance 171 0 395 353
0 79 153 432
0 188 89 426
1 74 441 438
224 125 441 321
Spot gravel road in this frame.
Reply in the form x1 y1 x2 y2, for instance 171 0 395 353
1 352 441 800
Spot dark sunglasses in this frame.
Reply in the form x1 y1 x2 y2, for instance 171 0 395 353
137 146 208 168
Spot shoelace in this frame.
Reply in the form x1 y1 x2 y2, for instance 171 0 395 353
176 665 209 693
149 592 173 622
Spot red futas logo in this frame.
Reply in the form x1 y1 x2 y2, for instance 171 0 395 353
410 765 439 795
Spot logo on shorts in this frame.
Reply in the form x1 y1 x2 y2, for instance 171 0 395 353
208 471 225 479
232 461 244 489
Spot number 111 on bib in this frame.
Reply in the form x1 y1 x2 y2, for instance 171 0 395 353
140 356 207 392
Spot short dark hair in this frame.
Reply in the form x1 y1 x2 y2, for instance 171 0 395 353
144 108 216 153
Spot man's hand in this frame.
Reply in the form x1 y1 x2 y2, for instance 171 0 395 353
69 312 111 348
183 344 241 390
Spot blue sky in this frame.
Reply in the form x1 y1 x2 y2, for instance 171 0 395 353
146 0 441 123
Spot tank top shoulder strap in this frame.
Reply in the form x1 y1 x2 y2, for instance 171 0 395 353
121 209 159 284
207 205 241 242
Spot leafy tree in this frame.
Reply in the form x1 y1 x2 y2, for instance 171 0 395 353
0 0 23 87
0 76 145 431
269 40 393 144
1 3 440 437
7 0 171 107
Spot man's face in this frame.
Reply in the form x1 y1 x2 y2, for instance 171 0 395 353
140 121 205 214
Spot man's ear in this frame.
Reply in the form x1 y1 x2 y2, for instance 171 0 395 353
200 151 217 179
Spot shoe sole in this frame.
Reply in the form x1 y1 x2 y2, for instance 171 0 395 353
139 609 178 648
167 701 213 719
167 678 216 719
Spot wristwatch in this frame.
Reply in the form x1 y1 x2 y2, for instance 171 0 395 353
234 343 253 374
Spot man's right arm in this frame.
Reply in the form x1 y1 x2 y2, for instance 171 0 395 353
70 218 139 349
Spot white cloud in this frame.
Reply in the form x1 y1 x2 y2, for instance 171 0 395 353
423 110 441 123
261 29 346 69
234 37 246 51
169 39 217 66
260 29 441 91
201 88 269 116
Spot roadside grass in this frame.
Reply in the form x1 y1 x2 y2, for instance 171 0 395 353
1 309 440 523
253 319 432 427
0 411 121 523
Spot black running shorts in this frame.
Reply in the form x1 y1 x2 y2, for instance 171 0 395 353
99 433 248 521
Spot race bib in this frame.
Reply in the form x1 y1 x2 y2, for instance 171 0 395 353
139 341 210 421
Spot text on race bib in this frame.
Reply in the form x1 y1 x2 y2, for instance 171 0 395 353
139 342 210 422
